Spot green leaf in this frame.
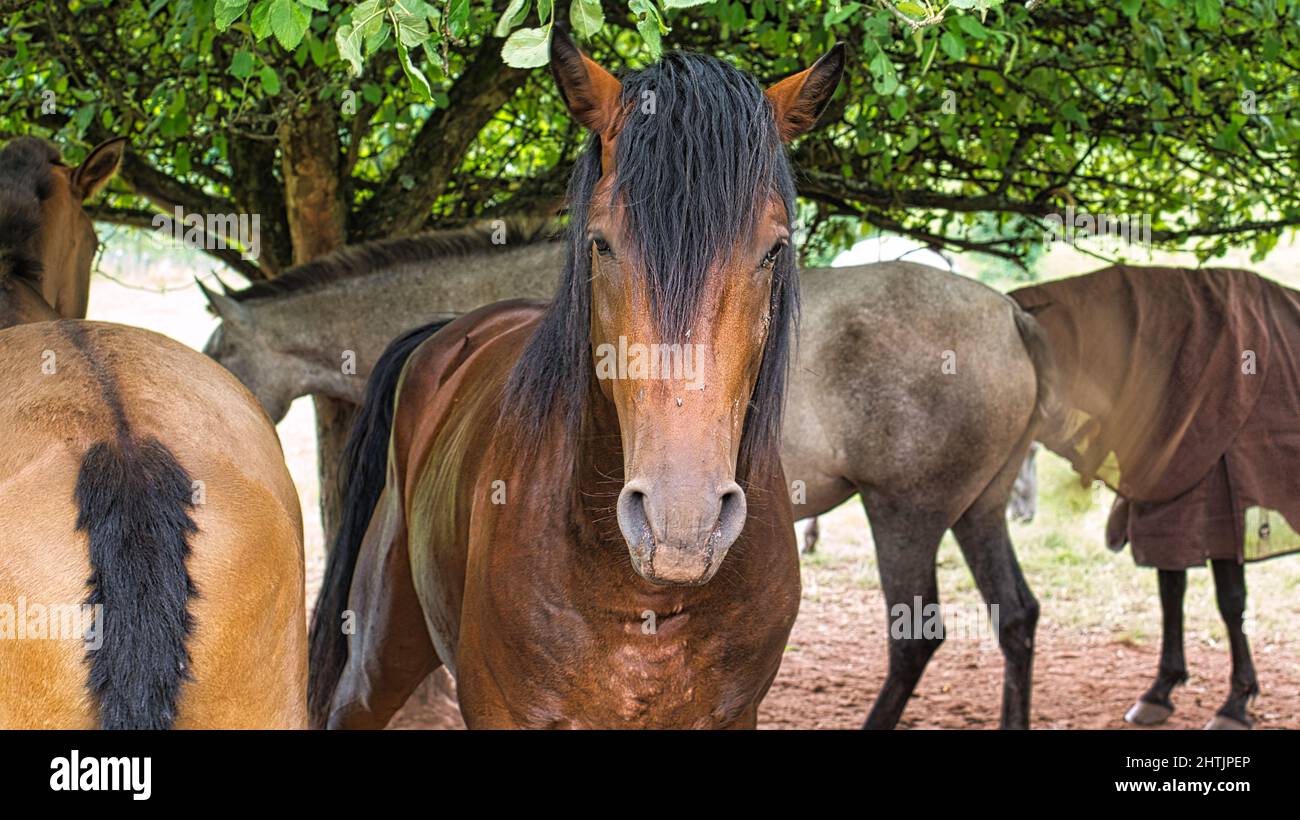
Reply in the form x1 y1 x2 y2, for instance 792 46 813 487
388 2 431 47
939 30 967 60
955 13 990 39
1194 0 1221 28
72 103 95 134
447 0 471 39
638 16 662 59
664 0 712 7
269 0 311 50
824 1 860 26
174 144 191 176
630 0 666 58
570 0 604 37
215 0 250 30
259 65 281 95
229 48 255 78
335 23 364 75
495 0 530 37
395 37 432 100
501 27 552 68
300 0 329 9
250 0 274 38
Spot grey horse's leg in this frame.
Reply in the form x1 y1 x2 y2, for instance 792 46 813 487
1126 569 1188 725
952 506 1040 729
860 491 949 730
1206 560 1258 730
1007 443 1039 523
802 517 820 554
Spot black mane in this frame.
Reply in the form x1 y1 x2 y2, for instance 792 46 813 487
232 218 561 302
0 137 60 283
502 51 799 472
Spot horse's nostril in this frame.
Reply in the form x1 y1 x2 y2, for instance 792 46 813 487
715 483 747 545
616 487 652 548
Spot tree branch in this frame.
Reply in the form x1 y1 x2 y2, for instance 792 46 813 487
353 38 530 240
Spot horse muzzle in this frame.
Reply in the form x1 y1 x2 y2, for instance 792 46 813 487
616 478 747 585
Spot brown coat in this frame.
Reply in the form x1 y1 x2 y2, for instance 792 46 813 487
1012 265 1300 569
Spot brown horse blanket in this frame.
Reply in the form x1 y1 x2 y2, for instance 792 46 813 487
1011 265 1300 569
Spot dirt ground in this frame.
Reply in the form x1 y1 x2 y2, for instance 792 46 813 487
382 575 1300 731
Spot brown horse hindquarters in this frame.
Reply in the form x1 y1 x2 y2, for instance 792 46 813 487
0 321 306 728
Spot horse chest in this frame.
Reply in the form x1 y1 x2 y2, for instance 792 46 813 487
461 604 761 729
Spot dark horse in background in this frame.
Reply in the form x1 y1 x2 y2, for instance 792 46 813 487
1013 264 1300 729
0 136 307 728
308 32 843 727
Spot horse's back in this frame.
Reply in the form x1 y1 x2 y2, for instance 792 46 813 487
791 262 1038 517
0 321 306 728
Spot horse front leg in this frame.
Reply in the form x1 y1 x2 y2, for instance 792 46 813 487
1126 568 1189 725
1205 559 1258 730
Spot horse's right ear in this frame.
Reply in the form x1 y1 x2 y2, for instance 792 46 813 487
549 27 622 135
72 137 126 201
197 277 249 323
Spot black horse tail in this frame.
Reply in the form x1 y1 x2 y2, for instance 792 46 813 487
1011 303 1059 437
76 437 199 730
307 318 453 728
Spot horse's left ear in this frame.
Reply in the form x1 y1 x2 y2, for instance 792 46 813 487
765 44 846 142
72 137 127 201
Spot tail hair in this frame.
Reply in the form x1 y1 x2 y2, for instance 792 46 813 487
1011 303 1059 437
307 318 453 727
76 438 199 730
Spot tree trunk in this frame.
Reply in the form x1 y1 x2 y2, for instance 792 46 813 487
278 96 351 546
312 395 358 547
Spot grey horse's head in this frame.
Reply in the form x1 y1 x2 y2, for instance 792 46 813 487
199 280 313 423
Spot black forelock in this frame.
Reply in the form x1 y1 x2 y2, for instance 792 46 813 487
503 51 799 474
612 52 791 338
0 137 61 283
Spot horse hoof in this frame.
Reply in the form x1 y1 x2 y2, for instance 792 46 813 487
1125 699 1173 725
1204 714 1251 730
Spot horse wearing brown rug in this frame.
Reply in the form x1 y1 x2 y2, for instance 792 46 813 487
307 32 842 728
0 136 307 728
1012 264 1300 729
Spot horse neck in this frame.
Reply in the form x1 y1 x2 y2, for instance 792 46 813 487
0 277 61 329
259 241 566 351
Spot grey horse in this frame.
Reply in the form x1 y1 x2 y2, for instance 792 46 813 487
201 222 1052 729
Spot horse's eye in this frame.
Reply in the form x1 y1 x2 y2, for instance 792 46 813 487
592 236 614 258
761 241 786 270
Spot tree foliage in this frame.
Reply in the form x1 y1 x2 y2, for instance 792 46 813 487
1 0 1297 276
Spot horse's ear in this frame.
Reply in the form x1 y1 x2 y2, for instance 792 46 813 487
765 44 846 142
71 137 127 201
550 27 622 135
197 277 250 323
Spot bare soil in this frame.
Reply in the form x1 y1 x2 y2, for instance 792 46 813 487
382 567 1300 730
